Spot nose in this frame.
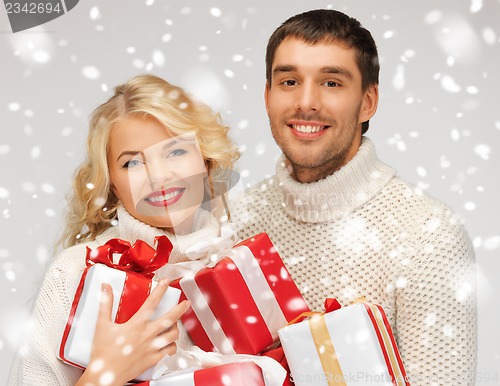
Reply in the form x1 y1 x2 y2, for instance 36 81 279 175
145 157 175 188
296 81 320 112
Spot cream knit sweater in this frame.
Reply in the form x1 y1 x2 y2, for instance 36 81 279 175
7 207 219 386
229 137 477 385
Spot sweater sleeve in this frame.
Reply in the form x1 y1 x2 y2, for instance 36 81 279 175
396 209 477 385
7 256 84 386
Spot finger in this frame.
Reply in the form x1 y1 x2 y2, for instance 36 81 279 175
148 342 178 365
161 324 179 343
151 327 179 350
138 278 171 316
159 342 178 356
157 320 179 336
97 283 114 324
155 300 190 331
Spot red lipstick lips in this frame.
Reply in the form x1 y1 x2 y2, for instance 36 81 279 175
144 187 185 207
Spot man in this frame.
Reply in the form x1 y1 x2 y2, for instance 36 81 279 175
230 9 476 385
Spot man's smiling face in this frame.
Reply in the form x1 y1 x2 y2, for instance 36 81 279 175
265 36 378 182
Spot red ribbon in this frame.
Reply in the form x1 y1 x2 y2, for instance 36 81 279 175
285 297 343 326
85 236 173 279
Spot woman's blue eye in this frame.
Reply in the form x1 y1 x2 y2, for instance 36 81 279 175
168 148 187 157
123 159 143 168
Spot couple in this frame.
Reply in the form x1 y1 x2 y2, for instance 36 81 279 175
8 9 476 386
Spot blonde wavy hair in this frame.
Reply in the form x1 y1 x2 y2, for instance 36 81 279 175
59 74 240 249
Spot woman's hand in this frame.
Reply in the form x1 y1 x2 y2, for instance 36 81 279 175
76 279 190 386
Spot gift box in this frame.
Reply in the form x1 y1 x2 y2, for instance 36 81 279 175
170 232 310 355
59 236 181 381
261 346 294 386
135 362 265 386
278 300 409 386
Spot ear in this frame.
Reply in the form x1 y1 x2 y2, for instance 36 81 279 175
359 84 379 124
264 82 271 116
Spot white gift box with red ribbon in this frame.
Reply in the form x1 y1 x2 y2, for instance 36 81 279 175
169 233 310 355
59 237 181 381
278 300 410 386
136 361 266 386
145 347 287 386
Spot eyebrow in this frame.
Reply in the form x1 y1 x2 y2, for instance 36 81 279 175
116 150 143 162
272 64 353 80
116 140 179 162
320 66 353 79
273 64 296 75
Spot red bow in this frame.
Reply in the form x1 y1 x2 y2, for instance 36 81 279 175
86 236 173 279
324 298 342 313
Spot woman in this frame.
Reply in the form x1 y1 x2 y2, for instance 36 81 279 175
8 74 240 385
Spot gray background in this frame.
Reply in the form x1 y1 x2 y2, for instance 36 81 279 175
1 0 499 384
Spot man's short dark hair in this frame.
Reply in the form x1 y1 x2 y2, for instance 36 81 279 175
266 9 379 134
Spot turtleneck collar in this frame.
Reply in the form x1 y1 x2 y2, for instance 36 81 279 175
276 137 396 223
116 205 221 263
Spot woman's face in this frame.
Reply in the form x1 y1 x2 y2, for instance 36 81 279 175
107 116 207 234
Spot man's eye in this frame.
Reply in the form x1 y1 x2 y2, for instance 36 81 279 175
281 80 298 86
168 148 187 157
123 159 143 168
323 81 340 87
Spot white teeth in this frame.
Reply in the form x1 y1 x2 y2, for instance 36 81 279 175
292 124 323 133
147 190 180 202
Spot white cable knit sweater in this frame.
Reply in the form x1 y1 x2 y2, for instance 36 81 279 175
229 137 477 385
7 207 220 386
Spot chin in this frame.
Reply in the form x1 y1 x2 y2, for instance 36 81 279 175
131 202 200 233
161 212 199 234
138 214 174 230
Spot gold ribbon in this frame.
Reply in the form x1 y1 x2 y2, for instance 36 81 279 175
352 296 367 304
308 314 346 386
286 311 321 326
287 297 404 386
